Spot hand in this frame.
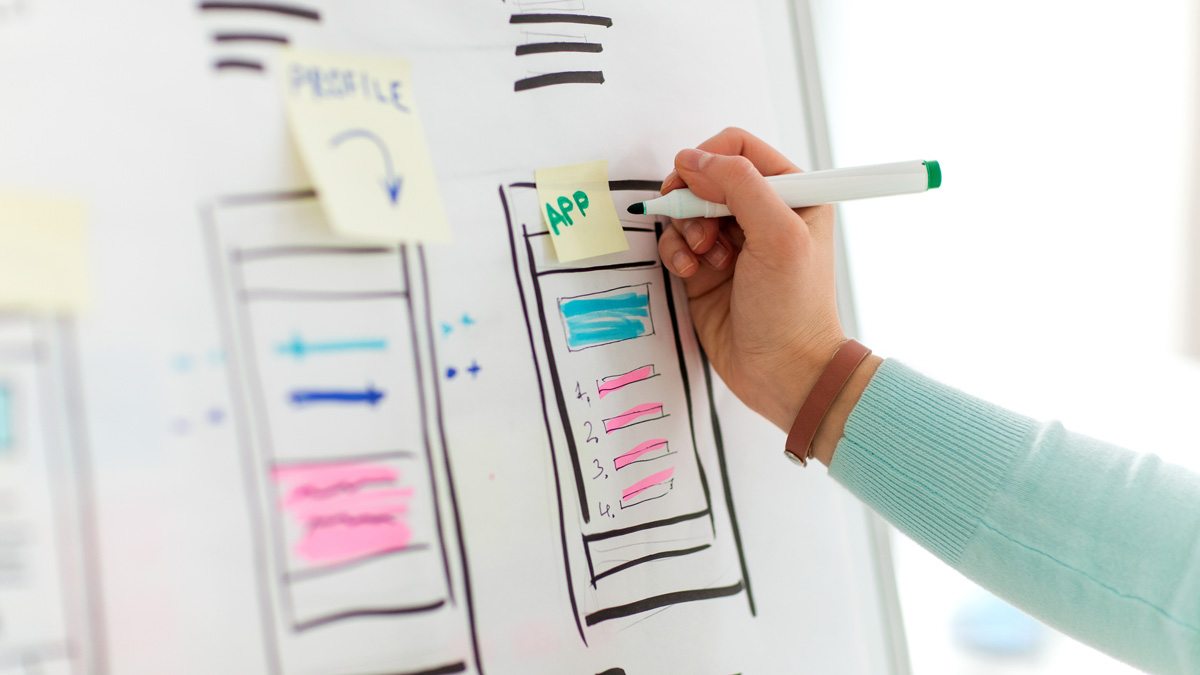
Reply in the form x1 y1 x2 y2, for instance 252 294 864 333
657 128 875 463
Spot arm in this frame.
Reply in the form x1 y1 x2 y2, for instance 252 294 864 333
657 127 1200 674
831 360 1200 674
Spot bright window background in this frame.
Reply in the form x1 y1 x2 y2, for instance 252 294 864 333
809 1 1200 673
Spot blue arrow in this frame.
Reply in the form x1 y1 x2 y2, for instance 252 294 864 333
276 334 388 359
290 385 386 407
330 129 403 205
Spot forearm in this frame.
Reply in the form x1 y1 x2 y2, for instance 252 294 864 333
825 359 1200 674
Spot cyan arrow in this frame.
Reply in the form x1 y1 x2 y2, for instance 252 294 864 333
330 129 403 205
276 334 387 359
290 384 386 407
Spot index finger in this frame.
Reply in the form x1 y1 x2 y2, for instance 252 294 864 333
662 127 801 193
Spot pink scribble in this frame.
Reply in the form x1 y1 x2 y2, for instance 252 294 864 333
614 439 669 470
603 403 664 433
622 467 675 501
597 366 655 399
273 460 414 565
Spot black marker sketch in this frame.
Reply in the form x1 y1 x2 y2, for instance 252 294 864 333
502 181 754 642
203 191 480 675
0 316 107 674
510 10 611 92
198 1 321 75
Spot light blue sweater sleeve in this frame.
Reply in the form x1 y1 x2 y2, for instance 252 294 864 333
828 359 1200 674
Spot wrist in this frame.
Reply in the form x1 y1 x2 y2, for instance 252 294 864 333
760 335 847 431
809 353 881 466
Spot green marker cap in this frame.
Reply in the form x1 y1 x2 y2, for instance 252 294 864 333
924 160 942 190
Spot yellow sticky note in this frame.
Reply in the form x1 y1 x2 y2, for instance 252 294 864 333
0 193 89 312
535 160 628 262
280 50 450 243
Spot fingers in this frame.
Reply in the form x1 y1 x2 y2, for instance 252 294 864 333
673 148 806 249
659 226 736 298
669 217 721 256
660 127 799 195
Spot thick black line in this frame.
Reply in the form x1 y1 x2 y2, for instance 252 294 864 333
526 225 654 238
217 189 316 206
659 222 716 534
241 289 408 302
592 544 711 584
523 231 589 523
236 245 394 261
507 180 659 192
215 59 265 72
509 13 612 26
515 71 604 92
294 600 446 632
283 544 430 583
198 1 320 20
582 508 709 543
200 205 283 674
400 247 455 605
700 348 756 616
418 246 486 672
596 670 626 675
535 260 657 277
213 32 289 44
56 319 110 674
384 663 467 675
515 42 603 56
502 187 586 645
608 180 662 191
585 582 743 626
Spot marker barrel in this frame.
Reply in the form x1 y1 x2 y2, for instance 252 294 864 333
641 159 936 219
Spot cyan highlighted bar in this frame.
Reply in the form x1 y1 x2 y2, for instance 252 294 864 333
0 386 11 452
558 283 654 351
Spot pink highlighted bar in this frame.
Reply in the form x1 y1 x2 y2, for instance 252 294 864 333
603 403 665 433
597 365 656 399
622 467 675 501
615 439 669 470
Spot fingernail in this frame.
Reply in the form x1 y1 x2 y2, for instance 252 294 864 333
660 171 678 194
672 251 695 275
678 148 710 172
684 221 705 251
702 239 729 269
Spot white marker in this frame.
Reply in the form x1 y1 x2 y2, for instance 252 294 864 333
627 159 940 218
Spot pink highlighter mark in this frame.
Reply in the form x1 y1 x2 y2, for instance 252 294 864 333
623 467 674 501
603 403 665 433
597 365 656 399
614 439 669 470
273 460 414 566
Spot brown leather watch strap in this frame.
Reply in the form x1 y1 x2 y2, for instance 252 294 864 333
784 339 872 466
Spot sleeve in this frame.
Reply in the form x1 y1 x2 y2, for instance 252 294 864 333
827 359 1200 675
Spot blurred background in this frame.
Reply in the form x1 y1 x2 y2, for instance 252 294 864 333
811 0 1200 672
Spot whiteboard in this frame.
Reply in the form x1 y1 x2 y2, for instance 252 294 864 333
0 1 908 673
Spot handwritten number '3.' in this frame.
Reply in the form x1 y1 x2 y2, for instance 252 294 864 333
592 459 608 480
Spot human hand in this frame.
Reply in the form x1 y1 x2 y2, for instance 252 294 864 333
656 128 855 448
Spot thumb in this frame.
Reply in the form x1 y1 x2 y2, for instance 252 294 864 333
674 148 808 248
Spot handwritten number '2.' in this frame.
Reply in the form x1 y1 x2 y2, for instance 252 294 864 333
584 421 598 444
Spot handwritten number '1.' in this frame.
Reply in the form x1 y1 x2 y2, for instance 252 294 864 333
575 381 591 406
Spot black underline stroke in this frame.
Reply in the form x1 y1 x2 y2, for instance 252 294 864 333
516 42 603 56
510 13 612 27
583 508 710 543
198 1 320 21
216 188 316 206
592 544 711 584
213 32 290 44
293 599 446 632
535 260 658 277
240 289 408 302
508 180 661 192
515 71 604 92
215 59 264 72
584 581 743 626
235 245 394 261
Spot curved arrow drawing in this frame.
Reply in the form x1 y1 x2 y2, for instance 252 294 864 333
330 129 403 204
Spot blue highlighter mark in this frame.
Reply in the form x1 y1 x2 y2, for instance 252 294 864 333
0 386 11 452
559 284 654 351
276 334 387 360
290 385 385 407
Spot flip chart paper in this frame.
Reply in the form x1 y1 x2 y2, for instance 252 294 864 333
280 50 450 243
536 160 629 262
0 193 89 311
